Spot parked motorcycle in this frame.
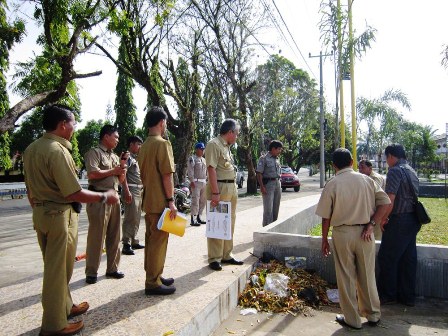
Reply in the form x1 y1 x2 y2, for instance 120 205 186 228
174 180 191 213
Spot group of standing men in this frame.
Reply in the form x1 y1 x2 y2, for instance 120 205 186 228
23 104 244 335
316 145 422 330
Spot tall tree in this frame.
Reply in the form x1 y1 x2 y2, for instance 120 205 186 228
191 0 267 193
356 89 410 169
249 55 320 171
0 0 25 169
318 0 376 148
114 38 136 154
100 0 202 183
0 0 111 133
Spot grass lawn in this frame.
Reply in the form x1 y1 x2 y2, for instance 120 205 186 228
308 197 448 246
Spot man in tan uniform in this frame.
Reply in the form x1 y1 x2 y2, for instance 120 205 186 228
359 159 386 240
256 140 283 226
205 119 244 271
24 105 118 336
84 125 127 284
187 142 207 226
359 159 386 189
121 135 144 255
316 148 390 330
138 106 178 295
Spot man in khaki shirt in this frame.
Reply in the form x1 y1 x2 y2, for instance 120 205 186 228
359 159 386 240
84 125 127 284
24 105 118 336
138 106 177 295
359 159 386 189
316 148 390 330
206 119 244 271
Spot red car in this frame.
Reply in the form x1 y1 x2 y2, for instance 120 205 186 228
281 166 300 192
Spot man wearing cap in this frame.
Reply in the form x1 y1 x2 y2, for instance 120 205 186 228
187 142 207 226
256 140 283 226
121 135 145 255
206 119 244 271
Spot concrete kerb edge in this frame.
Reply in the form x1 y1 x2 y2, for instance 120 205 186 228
253 196 448 299
176 264 254 336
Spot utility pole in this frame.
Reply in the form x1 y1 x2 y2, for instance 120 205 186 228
348 0 357 169
309 51 332 188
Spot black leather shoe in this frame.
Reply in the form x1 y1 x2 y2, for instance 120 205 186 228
122 243 135 255
85 276 97 284
190 221 200 226
106 271 125 279
131 243 145 250
161 277 174 286
368 319 380 327
209 261 222 271
221 258 244 265
145 284 176 295
335 314 361 330
197 216 206 224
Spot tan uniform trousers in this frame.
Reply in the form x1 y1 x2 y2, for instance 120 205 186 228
191 181 206 216
332 225 381 328
206 182 238 263
85 202 121 276
144 213 169 289
122 187 143 245
33 204 78 332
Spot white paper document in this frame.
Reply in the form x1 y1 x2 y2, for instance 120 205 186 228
206 201 232 240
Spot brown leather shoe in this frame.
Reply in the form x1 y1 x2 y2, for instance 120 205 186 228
39 321 84 336
68 302 89 319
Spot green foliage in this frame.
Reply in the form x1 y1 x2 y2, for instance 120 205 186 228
0 0 26 169
310 198 448 246
70 132 82 167
114 39 137 153
249 54 320 170
10 109 44 155
76 119 104 164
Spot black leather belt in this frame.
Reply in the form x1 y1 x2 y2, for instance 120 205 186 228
264 177 279 181
217 179 235 183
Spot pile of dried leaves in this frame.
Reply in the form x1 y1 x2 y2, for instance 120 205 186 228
238 260 332 315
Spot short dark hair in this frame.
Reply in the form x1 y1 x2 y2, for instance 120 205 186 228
385 144 406 159
42 104 74 132
99 124 118 140
269 140 283 151
358 159 372 167
127 135 143 147
145 106 167 128
332 148 353 169
220 119 239 135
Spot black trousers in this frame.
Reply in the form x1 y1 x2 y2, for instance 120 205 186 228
377 212 421 304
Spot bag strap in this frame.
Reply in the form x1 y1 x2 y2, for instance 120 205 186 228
399 165 418 203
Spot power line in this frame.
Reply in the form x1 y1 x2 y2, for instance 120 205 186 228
271 0 317 80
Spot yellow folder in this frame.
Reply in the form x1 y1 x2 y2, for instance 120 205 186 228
157 208 188 237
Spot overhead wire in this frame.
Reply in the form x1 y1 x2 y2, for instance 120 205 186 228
271 0 317 80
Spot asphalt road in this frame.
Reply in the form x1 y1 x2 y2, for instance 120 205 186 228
0 169 322 288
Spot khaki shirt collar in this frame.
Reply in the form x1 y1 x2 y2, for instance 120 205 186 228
43 133 72 152
218 135 229 147
99 143 112 153
335 167 353 175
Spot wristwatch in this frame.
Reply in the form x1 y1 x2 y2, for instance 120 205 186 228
369 219 376 226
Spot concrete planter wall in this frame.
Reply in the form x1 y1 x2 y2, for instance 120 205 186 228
253 195 448 299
